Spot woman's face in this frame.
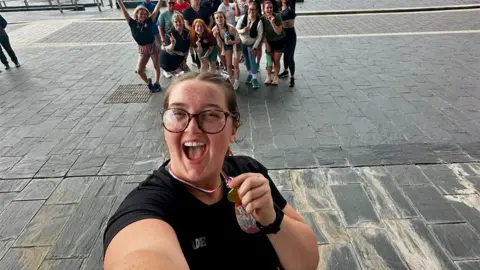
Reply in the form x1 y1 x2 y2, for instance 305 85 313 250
214 13 225 26
138 10 148 22
173 17 183 31
164 80 236 183
194 23 204 36
264 2 273 15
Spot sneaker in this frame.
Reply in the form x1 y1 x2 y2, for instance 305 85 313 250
5 64 10 70
163 70 172 78
14 62 20 68
289 77 295 87
279 70 289 78
252 78 259 89
233 79 240 91
245 74 253 84
271 75 279 85
152 83 162 93
147 78 153 91
264 74 272 85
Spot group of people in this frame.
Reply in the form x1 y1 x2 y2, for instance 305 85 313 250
120 0 297 92
0 14 21 74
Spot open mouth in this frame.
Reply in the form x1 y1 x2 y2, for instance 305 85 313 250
183 141 207 161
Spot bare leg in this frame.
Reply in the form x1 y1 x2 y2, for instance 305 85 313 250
233 51 240 80
136 54 150 83
209 61 217 73
150 54 161 84
200 57 209 73
225 50 233 80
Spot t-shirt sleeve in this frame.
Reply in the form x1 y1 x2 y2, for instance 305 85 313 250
103 175 176 254
159 13 166 29
275 14 282 26
128 18 136 28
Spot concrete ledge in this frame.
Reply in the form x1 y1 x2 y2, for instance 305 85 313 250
296 4 480 16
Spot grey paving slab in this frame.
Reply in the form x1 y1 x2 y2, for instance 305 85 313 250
39 258 83 270
3 156 49 179
0 200 44 241
330 184 381 227
46 177 95 205
0 247 50 270
318 244 361 270
15 178 62 201
49 196 115 259
402 185 464 223
15 204 77 247
430 223 480 260
0 179 30 192
457 260 480 270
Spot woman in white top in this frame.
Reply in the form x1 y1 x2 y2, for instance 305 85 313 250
217 0 236 26
233 0 248 23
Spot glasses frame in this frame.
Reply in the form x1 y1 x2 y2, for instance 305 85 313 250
162 108 236 134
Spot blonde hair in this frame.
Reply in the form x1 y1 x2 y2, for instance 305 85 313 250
133 6 151 21
171 13 185 26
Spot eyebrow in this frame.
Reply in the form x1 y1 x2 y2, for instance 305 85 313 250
169 102 224 110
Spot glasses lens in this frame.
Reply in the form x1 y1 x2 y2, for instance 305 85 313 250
198 110 226 133
163 109 188 132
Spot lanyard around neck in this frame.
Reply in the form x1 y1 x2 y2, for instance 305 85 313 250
165 163 230 194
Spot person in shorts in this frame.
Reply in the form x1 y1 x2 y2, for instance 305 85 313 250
118 0 162 92
261 0 285 85
189 18 218 73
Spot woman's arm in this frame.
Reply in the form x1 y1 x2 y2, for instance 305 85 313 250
269 205 319 270
229 26 241 45
150 0 163 20
233 0 240 16
104 219 189 270
117 0 131 22
236 18 246 34
269 14 283 35
252 20 263 49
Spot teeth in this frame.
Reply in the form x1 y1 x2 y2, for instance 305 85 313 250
183 142 206 147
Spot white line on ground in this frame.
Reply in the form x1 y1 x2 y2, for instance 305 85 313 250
297 29 480 39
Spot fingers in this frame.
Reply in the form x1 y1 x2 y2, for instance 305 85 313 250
237 174 267 198
240 184 269 207
244 193 271 214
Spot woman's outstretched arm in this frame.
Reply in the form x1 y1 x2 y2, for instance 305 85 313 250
117 0 131 22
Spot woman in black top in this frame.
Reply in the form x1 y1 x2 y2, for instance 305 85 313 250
118 0 162 92
103 72 319 270
160 13 191 77
279 0 296 87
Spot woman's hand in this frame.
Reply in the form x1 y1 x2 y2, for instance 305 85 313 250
196 39 202 47
229 173 276 226
170 33 176 45
213 28 219 38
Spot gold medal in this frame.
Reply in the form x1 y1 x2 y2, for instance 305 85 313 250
227 188 240 203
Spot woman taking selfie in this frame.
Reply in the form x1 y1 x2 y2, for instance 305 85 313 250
189 19 218 73
118 0 162 92
103 72 319 270
213 11 241 90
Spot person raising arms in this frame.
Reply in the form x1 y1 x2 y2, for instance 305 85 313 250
189 19 218 73
118 0 162 92
103 72 320 270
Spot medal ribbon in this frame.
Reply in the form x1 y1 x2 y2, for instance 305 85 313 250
165 163 227 194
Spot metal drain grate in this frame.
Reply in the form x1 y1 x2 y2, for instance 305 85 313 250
105 84 151 104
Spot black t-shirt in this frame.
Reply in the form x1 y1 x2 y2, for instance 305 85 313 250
103 156 287 270
165 28 190 53
128 17 155 45
184 6 212 27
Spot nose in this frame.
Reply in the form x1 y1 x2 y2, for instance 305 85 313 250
184 116 202 134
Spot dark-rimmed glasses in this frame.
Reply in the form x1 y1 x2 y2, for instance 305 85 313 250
162 108 236 134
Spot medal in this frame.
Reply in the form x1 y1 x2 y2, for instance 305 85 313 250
225 177 260 234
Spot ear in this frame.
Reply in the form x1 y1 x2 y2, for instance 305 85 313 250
229 126 237 144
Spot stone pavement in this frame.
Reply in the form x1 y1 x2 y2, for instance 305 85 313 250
1 8 480 270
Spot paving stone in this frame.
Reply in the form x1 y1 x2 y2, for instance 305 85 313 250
284 148 318 168
0 239 14 261
0 179 31 192
98 155 136 175
92 143 120 156
312 146 349 167
3 156 49 179
348 228 408 269
26 141 60 157
324 168 362 185
330 184 380 227
138 139 164 156
420 164 475 195
0 247 50 270
46 177 95 205
15 204 77 247
457 260 480 270
125 175 149 183
129 155 163 174
49 196 115 259
75 137 103 150
15 178 62 201
68 155 107 176
357 167 418 219
268 170 292 191
290 169 336 212
35 155 80 178
430 223 480 260
102 127 131 144
253 149 286 169
80 234 103 270
385 165 431 186
342 145 379 166
402 185 463 223
444 194 480 236
39 258 83 270
385 219 458 270
83 176 127 198
0 200 44 240
318 244 361 270
50 133 85 155
0 193 16 214
4 138 38 157
273 135 297 149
